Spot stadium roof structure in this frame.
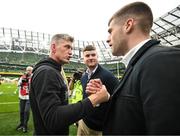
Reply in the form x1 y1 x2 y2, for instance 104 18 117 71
0 5 179 64
0 28 121 64
150 5 180 46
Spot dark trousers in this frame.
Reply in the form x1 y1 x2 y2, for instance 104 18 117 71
19 99 30 128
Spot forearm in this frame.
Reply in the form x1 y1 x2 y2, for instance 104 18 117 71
42 98 94 131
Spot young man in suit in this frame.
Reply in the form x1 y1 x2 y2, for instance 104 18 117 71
77 45 119 136
87 2 180 135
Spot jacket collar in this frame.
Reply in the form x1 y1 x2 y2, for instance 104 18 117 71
87 64 101 79
33 57 62 73
111 39 160 97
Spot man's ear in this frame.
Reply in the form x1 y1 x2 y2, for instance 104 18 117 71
51 43 56 54
124 18 134 33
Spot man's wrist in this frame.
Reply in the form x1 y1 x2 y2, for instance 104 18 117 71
88 95 97 107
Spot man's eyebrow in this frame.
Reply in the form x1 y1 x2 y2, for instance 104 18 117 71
108 28 112 33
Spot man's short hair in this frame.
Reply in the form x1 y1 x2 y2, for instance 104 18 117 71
51 34 74 44
83 45 96 52
109 2 153 34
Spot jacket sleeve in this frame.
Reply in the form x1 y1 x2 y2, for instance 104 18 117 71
32 68 94 133
140 52 180 134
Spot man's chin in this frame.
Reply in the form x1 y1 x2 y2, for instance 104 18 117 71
59 60 69 65
112 51 120 56
64 59 70 64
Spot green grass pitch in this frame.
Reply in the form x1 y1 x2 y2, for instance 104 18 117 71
0 82 77 135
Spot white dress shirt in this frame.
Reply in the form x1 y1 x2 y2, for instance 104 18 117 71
121 39 150 68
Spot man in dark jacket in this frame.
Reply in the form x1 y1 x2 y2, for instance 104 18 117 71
29 34 110 135
77 45 119 135
87 2 180 135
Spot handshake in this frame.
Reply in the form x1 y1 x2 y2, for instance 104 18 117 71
86 79 110 107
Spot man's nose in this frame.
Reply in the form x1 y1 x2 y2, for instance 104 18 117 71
69 50 72 55
106 36 110 43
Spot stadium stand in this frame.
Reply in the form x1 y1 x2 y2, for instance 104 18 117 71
0 5 179 76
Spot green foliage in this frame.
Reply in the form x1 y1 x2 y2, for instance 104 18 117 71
0 82 77 135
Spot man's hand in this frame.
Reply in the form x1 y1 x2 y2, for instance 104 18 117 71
87 79 110 107
86 79 102 95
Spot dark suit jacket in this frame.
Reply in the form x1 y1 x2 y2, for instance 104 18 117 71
103 40 180 135
81 64 119 131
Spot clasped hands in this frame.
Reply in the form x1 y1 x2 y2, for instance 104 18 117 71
86 79 110 107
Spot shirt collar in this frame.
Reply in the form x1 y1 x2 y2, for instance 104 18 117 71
86 65 98 77
121 39 150 68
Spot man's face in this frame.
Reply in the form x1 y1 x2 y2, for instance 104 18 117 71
53 39 72 64
107 19 127 56
26 68 32 76
83 50 98 69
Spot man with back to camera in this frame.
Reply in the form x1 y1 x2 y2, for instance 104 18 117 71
29 34 110 135
77 45 119 136
86 1 180 135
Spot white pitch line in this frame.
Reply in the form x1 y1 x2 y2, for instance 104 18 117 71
0 102 19 105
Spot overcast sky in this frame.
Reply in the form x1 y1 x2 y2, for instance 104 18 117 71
0 0 179 41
